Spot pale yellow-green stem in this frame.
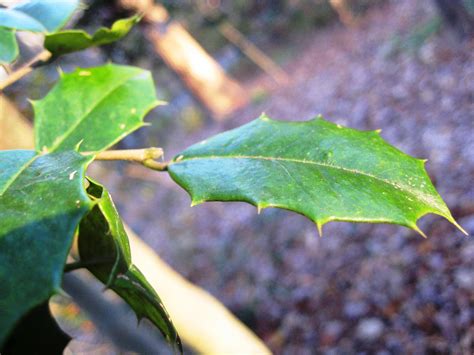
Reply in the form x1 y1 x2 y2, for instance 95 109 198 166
87 148 169 171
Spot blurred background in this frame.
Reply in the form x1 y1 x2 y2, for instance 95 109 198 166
2 0 474 353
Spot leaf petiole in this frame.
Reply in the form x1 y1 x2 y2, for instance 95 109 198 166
84 148 169 171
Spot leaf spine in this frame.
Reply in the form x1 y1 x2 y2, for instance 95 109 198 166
259 113 270 121
190 199 204 207
256 204 266 214
56 66 64 77
412 224 428 239
316 222 324 237
445 215 468 236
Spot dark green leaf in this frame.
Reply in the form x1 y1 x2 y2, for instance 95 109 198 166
0 0 79 33
0 27 18 63
168 115 465 236
45 16 140 57
33 64 160 154
78 180 181 352
1 301 71 355
0 150 92 345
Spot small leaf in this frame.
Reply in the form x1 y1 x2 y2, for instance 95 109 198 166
34 64 160 154
168 115 465 236
0 150 92 345
0 0 79 33
45 16 140 57
1 301 71 355
0 27 19 63
78 180 182 352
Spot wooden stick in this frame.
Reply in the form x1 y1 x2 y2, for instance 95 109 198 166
0 50 51 91
219 22 289 85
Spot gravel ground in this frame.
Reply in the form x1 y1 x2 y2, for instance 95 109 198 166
92 0 474 353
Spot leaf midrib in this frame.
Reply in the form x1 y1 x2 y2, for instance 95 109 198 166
45 71 139 153
171 155 443 211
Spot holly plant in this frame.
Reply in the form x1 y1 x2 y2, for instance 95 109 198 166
0 0 466 353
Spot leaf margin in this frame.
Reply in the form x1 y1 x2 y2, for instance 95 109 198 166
167 114 466 237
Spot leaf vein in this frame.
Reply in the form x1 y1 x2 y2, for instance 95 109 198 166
173 155 439 209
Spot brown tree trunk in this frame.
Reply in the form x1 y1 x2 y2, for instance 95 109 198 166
120 0 249 119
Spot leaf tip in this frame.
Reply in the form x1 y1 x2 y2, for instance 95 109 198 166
446 215 469 236
132 14 143 23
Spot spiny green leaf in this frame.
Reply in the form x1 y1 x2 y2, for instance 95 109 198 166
0 150 92 346
78 180 182 352
0 0 79 33
168 115 466 237
33 64 161 154
1 301 71 354
0 27 19 63
45 16 140 57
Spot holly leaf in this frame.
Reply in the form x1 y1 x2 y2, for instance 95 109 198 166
0 27 19 63
168 115 466 236
45 16 140 57
0 63 163 347
0 0 79 33
78 179 182 352
0 150 92 345
33 64 161 154
1 301 71 355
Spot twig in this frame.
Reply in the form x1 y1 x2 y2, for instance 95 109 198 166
89 147 163 161
0 50 52 90
85 148 169 171
218 22 289 85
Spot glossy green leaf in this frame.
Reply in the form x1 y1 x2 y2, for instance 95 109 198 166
1 301 71 354
0 0 79 33
45 16 140 57
168 115 465 236
78 180 182 352
33 64 160 154
0 27 18 63
0 150 92 345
